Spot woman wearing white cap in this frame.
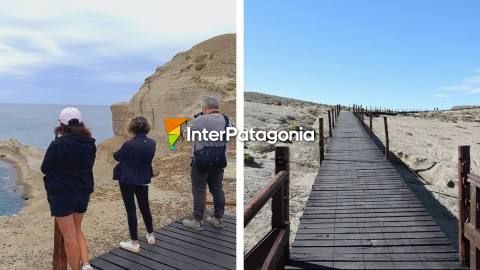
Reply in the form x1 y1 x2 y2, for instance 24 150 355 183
41 107 96 270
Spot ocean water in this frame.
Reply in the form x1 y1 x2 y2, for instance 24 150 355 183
0 103 113 215
0 160 24 216
0 103 113 149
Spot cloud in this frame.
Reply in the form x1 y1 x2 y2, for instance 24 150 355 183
95 71 152 84
470 88 480 94
0 0 235 75
438 70 480 96
439 85 470 91
434 93 449 98
464 76 480 84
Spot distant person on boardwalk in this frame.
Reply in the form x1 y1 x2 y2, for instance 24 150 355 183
182 96 231 230
41 107 96 270
113 116 156 253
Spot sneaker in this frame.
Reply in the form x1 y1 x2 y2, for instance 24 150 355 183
205 216 223 228
182 218 204 231
119 239 140 253
81 263 93 270
146 233 155 244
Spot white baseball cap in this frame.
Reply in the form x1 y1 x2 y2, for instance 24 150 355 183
59 107 83 125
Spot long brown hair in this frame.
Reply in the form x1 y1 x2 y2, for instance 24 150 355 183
54 119 92 139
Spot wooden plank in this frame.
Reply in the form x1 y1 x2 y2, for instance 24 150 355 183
157 227 235 253
90 257 126 270
139 239 226 270
91 216 235 270
99 253 155 270
288 112 462 269
153 231 235 262
166 223 235 248
109 249 176 270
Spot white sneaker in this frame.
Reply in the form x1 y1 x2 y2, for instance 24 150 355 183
205 216 223 228
182 218 204 231
146 233 155 244
81 263 93 270
119 239 140 253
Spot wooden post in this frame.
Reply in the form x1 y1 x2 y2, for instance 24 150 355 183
458 145 470 265
319 118 324 163
369 114 373 137
327 111 332 138
331 108 335 128
53 220 67 270
272 146 290 264
384 117 389 159
469 179 478 269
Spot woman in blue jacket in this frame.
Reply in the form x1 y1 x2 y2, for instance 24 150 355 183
113 116 156 253
41 107 96 270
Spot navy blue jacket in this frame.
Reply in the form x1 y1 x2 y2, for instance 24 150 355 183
113 134 156 185
41 134 96 195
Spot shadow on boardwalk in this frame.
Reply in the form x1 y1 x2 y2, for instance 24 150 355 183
368 120 458 248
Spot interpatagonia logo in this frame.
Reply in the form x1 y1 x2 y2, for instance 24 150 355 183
164 118 189 150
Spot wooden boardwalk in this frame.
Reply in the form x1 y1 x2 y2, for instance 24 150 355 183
289 112 464 269
90 215 236 270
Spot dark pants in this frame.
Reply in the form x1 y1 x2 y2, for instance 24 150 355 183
191 166 225 221
119 182 153 240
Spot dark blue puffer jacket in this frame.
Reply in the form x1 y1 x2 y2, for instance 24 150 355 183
41 134 96 195
113 134 156 185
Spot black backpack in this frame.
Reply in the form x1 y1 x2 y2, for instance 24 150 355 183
193 114 229 171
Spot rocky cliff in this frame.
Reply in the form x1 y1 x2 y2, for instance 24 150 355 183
94 34 236 184
111 34 236 146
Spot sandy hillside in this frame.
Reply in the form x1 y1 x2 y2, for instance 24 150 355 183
0 34 236 270
244 92 332 252
364 108 480 217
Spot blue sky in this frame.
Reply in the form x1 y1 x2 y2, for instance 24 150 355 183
245 0 480 109
0 0 235 105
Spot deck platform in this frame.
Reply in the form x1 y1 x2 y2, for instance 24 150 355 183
90 215 236 270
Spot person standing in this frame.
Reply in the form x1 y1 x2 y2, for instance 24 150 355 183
41 107 96 270
113 116 156 253
183 96 231 230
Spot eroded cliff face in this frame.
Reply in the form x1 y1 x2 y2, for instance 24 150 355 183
110 34 236 150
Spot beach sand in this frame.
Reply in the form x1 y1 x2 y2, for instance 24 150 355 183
363 109 480 217
244 92 331 252
0 139 235 270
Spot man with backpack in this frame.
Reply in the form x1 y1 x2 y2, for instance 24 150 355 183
183 96 231 230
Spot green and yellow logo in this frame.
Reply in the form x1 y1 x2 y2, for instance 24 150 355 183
164 118 189 150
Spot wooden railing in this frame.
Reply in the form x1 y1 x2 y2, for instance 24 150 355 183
350 104 437 115
353 110 390 160
458 145 480 269
244 104 339 269
244 146 290 270
319 104 340 164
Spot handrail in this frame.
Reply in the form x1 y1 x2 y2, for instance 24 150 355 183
353 110 390 160
244 146 290 270
244 105 341 269
467 173 480 187
458 145 480 269
244 170 288 226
